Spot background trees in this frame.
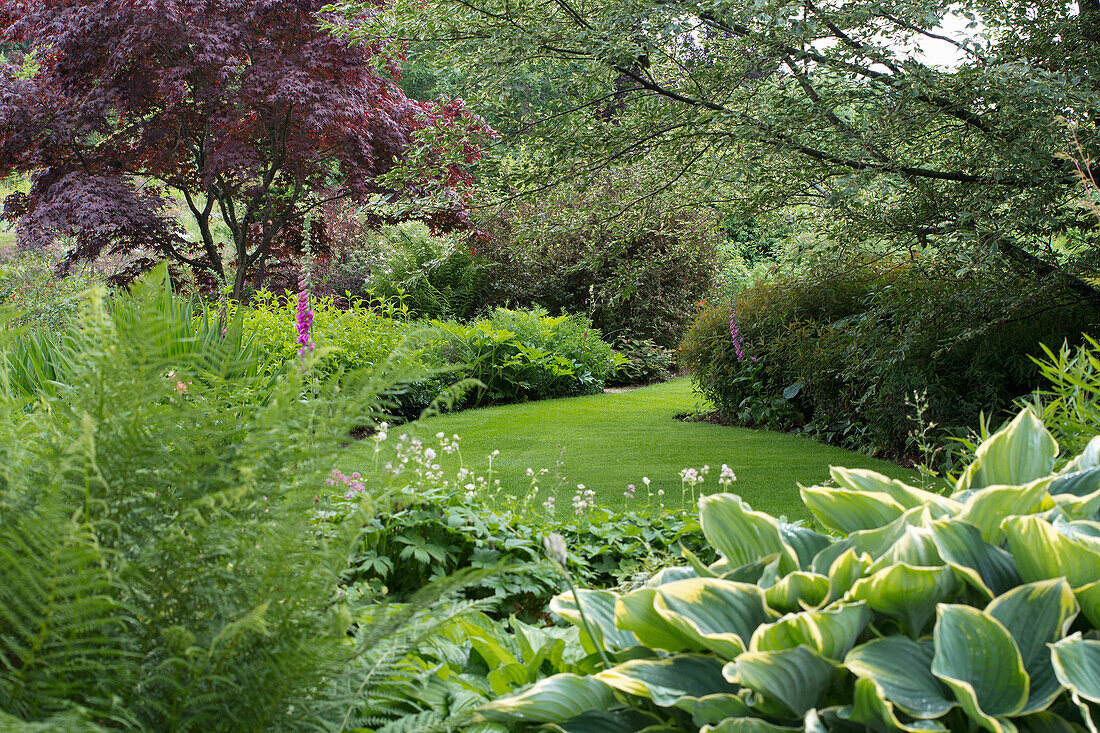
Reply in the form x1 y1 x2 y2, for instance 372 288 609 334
0 0 490 297
339 0 1100 305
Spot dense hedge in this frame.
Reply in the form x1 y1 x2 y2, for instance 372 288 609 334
240 295 618 417
679 255 1100 457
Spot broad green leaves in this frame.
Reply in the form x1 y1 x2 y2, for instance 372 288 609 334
931 605 1029 730
484 409 1100 731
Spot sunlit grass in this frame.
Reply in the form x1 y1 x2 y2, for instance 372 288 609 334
346 378 922 521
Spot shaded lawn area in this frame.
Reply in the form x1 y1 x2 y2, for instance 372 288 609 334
346 378 922 522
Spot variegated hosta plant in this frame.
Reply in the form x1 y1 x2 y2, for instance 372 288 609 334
480 409 1100 732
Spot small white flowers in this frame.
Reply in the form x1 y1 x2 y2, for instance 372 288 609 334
571 484 597 515
719 463 737 487
543 532 567 565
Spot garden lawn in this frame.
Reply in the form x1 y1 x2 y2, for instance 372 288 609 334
347 378 921 521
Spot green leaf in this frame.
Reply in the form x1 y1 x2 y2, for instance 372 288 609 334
651 578 776 659
824 548 874 603
689 693 754 726
929 518 1022 598
596 655 737 707
800 485 908 535
701 719 802 732
1075 580 1100 628
480 674 615 723
842 676 949 732
1002 515 1100 588
956 409 1058 493
848 563 959 637
831 467 960 516
986 579 1080 714
931 605 1029 730
615 588 697 652
845 637 957 719
1050 634 1100 732
777 523 832 570
956 478 1053 545
811 511 920 574
867 523 943 572
551 589 639 652
724 646 836 718
1048 467 1100 500
536 710 666 733
750 602 870 660
699 494 799 574
763 572 830 612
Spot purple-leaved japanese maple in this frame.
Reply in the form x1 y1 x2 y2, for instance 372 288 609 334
0 0 490 296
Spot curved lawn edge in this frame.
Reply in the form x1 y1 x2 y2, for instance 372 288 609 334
346 378 922 521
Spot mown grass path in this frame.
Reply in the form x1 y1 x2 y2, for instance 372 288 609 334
347 378 920 521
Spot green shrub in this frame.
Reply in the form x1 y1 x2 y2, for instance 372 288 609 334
679 255 1100 457
477 177 719 347
362 221 485 320
241 289 409 377
480 408 1100 732
0 252 103 330
413 307 617 408
606 336 675 387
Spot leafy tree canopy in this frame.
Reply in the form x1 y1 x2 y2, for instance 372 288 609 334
337 0 1100 305
0 0 491 296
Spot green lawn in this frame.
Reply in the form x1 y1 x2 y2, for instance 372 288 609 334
345 378 921 521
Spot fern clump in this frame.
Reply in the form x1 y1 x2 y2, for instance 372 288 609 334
0 269 462 730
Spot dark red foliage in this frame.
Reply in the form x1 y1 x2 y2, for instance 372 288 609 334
0 0 491 294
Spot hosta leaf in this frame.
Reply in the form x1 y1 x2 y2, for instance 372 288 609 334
699 494 799 574
750 602 870 660
1002 515 1100 588
1049 467 1100 500
800 485 908 535
596 655 737 707
777 522 832 570
724 646 837 718
1050 487 1100 522
479 674 615 723
1050 634 1100 733
552 590 639 652
956 478 1053 545
929 518 1022 598
1063 436 1100 474
845 637 957 719
931 605 1029 729
647 565 699 586
718 555 781 584
536 710 666 733
848 563 959 637
1075 580 1100 628
956 409 1058 493
842 676 949 732
1011 711 1090 732
615 588 697 652
811 509 924 574
986 579 1079 714
764 572 830 612
824 549 875 603
867 524 943 572
702 719 802 732
831 466 961 516
652 578 775 660
689 693 754 726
